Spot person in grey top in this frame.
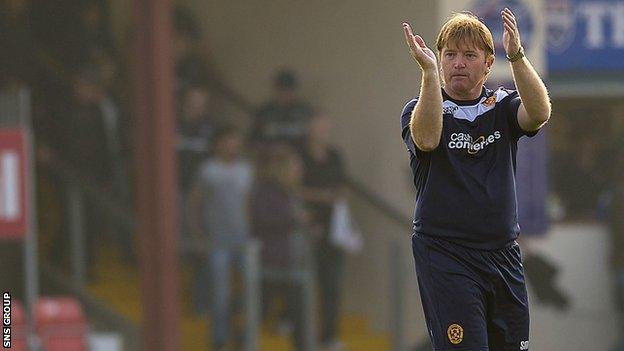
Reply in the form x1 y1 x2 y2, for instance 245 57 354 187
187 125 253 351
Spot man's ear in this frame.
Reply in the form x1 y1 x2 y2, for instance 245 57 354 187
486 54 495 69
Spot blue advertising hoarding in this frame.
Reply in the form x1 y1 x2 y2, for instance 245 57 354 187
473 0 536 63
547 0 624 72
516 128 549 236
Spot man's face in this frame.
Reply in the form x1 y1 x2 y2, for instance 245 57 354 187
73 78 102 105
182 88 210 120
275 87 296 106
308 114 332 143
440 40 493 99
215 133 242 159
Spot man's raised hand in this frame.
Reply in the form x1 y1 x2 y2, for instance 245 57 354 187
402 22 437 72
501 8 522 57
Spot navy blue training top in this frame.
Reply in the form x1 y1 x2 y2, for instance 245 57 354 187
401 86 539 250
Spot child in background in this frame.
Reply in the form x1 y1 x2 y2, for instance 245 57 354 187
250 146 309 351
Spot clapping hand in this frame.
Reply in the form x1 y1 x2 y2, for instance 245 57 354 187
501 8 522 57
402 22 438 72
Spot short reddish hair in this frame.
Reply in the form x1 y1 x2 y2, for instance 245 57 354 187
436 12 495 58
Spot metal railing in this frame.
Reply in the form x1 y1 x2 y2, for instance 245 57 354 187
347 179 412 351
260 230 317 351
183 231 317 351
49 161 275 351
46 157 323 351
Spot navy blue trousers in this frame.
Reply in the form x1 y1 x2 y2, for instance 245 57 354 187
411 232 530 351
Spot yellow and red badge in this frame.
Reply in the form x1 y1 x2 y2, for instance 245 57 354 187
447 323 464 345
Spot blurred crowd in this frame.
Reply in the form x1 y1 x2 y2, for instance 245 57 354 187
1 1 353 351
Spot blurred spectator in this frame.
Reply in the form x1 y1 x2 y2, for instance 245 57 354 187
186 126 253 351
63 66 111 275
298 111 347 351
176 83 219 192
176 83 218 297
173 5 218 94
89 44 123 99
551 110 611 219
63 66 113 193
250 146 308 351
76 0 117 59
250 69 313 149
76 1 124 110
57 65 130 276
0 0 35 88
30 0 118 77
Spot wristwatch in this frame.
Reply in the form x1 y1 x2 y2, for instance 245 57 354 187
506 46 524 62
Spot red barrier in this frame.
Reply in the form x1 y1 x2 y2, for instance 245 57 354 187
0 129 28 239
9 300 27 351
35 297 87 351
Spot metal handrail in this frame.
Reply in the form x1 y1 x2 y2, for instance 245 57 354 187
47 161 265 351
47 159 322 351
41 264 140 351
46 161 136 232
